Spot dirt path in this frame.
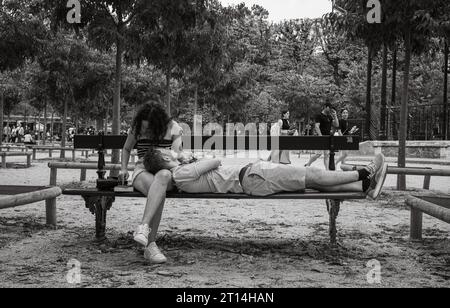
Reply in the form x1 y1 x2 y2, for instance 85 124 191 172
0 156 449 288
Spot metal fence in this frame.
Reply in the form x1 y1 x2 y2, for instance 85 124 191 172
388 104 449 141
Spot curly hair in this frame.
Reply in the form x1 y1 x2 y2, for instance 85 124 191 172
131 102 170 140
143 148 168 175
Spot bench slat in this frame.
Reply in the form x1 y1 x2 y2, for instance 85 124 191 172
62 188 366 200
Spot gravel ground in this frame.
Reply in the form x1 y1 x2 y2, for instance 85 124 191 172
0 151 449 288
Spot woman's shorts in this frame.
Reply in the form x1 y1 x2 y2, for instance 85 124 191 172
132 161 148 186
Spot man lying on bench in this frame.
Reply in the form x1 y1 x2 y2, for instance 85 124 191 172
133 149 388 247
143 149 387 199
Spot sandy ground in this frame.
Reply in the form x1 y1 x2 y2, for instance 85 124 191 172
0 150 449 288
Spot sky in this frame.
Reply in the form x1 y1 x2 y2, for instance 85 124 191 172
219 0 333 21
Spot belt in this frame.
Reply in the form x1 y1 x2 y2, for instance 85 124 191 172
239 164 252 186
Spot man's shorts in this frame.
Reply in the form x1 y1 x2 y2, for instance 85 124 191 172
241 161 306 197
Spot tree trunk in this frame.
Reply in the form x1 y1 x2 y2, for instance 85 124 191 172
51 111 54 146
166 67 171 116
0 91 4 147
37 112 41 142
111 28 123 175
43 102 47 145
104 103 108 133
194 83 198 117
60 98 68 158
389 44 398 140
444 40 448 140
365 46 374 140
380 44 388 140
96 117 104 132
398 27 412 191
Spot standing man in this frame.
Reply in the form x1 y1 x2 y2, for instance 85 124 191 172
305 102 339 169
3 124 11 143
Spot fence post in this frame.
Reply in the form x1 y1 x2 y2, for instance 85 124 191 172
410 208 423 240
423 175 431 190
80 169 87 181
46 167 57 226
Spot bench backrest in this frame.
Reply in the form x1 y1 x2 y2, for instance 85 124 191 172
75 134 360 185
74 135 360 151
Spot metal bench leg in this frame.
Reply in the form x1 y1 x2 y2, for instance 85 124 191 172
83 195 115 241
327 199 340 245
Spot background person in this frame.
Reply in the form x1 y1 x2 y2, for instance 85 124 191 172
304 102 339 170
268 110 297 164
335 109 359 166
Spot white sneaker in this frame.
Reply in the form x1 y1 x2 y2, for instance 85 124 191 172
365 154 385 179
367 162 388 200
133 224 150 247
144 242 167 264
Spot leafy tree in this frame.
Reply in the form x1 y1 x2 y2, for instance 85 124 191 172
0 0 47 145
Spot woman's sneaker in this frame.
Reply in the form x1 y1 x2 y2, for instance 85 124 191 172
144 242 167 264
133 224 150 247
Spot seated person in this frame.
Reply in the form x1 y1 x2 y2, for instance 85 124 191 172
23 131 36 145
143 149 388 200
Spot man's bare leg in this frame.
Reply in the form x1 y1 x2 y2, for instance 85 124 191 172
305 167 360 187
308 182 363 192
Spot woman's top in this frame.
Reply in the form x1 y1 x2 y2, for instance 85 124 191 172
134 120 183 160
281 119 290 130
339 119 349 135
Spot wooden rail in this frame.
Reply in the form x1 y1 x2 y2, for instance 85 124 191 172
0 186 62 225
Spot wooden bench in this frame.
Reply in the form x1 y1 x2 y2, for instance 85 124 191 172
0 185 62 225
406 195 450 240
343 163 450 240
30 146 91 161
0 145 29 152
0 152 32 168
61 134 363 243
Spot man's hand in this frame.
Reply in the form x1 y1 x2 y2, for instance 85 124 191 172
178 152 197 164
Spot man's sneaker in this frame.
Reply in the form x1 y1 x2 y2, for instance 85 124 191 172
367 162 388 200
144 242 167 264
365 154 385 179
133 224 150 247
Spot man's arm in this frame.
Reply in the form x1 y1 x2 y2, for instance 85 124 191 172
314 123 322 136
193 159 222 176
173 159 222 182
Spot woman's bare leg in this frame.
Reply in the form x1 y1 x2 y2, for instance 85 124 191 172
305 153 321 167
133 170 173 240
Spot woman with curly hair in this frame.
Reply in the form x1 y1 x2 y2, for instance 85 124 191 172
119 102 183 264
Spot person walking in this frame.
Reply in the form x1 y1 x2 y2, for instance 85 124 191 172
268 110 297 164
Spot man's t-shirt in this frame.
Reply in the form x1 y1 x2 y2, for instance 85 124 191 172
315 113 333 136
24 134 33 143
172 162 243 194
